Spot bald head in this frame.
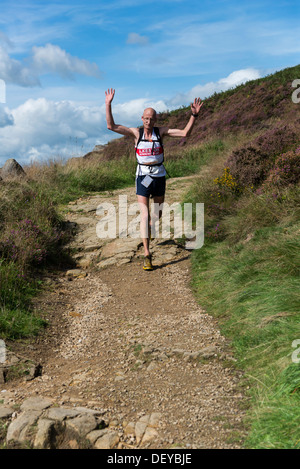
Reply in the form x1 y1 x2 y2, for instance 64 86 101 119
142 108 157 130
143 107 157 118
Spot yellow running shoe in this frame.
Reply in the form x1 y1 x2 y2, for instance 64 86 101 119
143 255 153 271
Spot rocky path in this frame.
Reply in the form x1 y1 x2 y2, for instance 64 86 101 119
0 177 247 449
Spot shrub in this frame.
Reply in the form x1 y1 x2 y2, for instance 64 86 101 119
263 147 300 189
0 218 63 271
213 167 243 195
204 167 243 218
252 125 297 156
226 125 298 187
226 146 266 187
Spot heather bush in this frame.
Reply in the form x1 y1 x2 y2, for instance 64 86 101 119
226 125 298 187
252 125 297 159
1 218 63 271
263 147 300 189
0 181 68 274
0 183 60 231
226 146 266 187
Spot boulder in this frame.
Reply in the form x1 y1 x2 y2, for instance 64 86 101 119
1 159 26 180
6 410 42 444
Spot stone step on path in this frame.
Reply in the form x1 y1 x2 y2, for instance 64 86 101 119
64 178 194 271
1 396 163 449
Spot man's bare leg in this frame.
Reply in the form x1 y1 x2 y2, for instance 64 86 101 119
138 194 165 256
150 195 165 238
137 195 151 256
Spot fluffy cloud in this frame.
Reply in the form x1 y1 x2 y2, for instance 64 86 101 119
31 44 101 80
0 98 105 163
113 98 168 122
0 42 101 88
0 105 14 128
0 95 169 164
0 45 40 87
0 79 6 104
169 68 261 106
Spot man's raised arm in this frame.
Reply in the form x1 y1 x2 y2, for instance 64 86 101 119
105 88 138 139
160 97 203 138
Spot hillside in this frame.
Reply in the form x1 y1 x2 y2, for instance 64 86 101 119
84 64 300 162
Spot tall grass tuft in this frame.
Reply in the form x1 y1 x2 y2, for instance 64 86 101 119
186 139 300 448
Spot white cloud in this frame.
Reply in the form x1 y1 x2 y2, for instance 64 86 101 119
218 69 261 88
0 95 169 165
0 45 40 87
31 44 102 80
0 79 6 103
0 68 261 166
169 68 261 106
0 105 14 128
0 98 105 164
0 41 101 88
126 33 149 46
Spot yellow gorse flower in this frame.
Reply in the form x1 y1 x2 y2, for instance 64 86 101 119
213 167 242 193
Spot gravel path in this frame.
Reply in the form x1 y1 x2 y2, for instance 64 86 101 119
2 177 247 449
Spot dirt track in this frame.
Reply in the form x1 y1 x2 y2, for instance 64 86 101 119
3 177 247 449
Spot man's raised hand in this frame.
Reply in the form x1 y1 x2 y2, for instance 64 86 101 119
191 97 203 115
105 88 115 105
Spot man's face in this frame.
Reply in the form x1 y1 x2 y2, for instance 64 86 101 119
142 108 156 130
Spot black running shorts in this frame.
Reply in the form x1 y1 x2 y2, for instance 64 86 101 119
136 175 166 198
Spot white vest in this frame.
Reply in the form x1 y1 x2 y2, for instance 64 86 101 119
135 128 166 177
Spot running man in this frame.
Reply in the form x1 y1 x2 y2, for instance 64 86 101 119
105 88 203 270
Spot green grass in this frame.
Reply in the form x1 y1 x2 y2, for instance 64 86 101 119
187 184 300 448
27 156 138 205
0 260 47 339
164 139 226 178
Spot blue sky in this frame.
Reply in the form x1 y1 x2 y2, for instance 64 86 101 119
0 0 299 164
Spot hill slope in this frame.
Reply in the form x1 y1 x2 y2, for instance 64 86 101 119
85 64 300 162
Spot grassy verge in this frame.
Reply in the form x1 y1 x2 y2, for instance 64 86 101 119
0 260 46 339
25 156 138 205
0 181 69 340
185 167 300 447
164 139 226 178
